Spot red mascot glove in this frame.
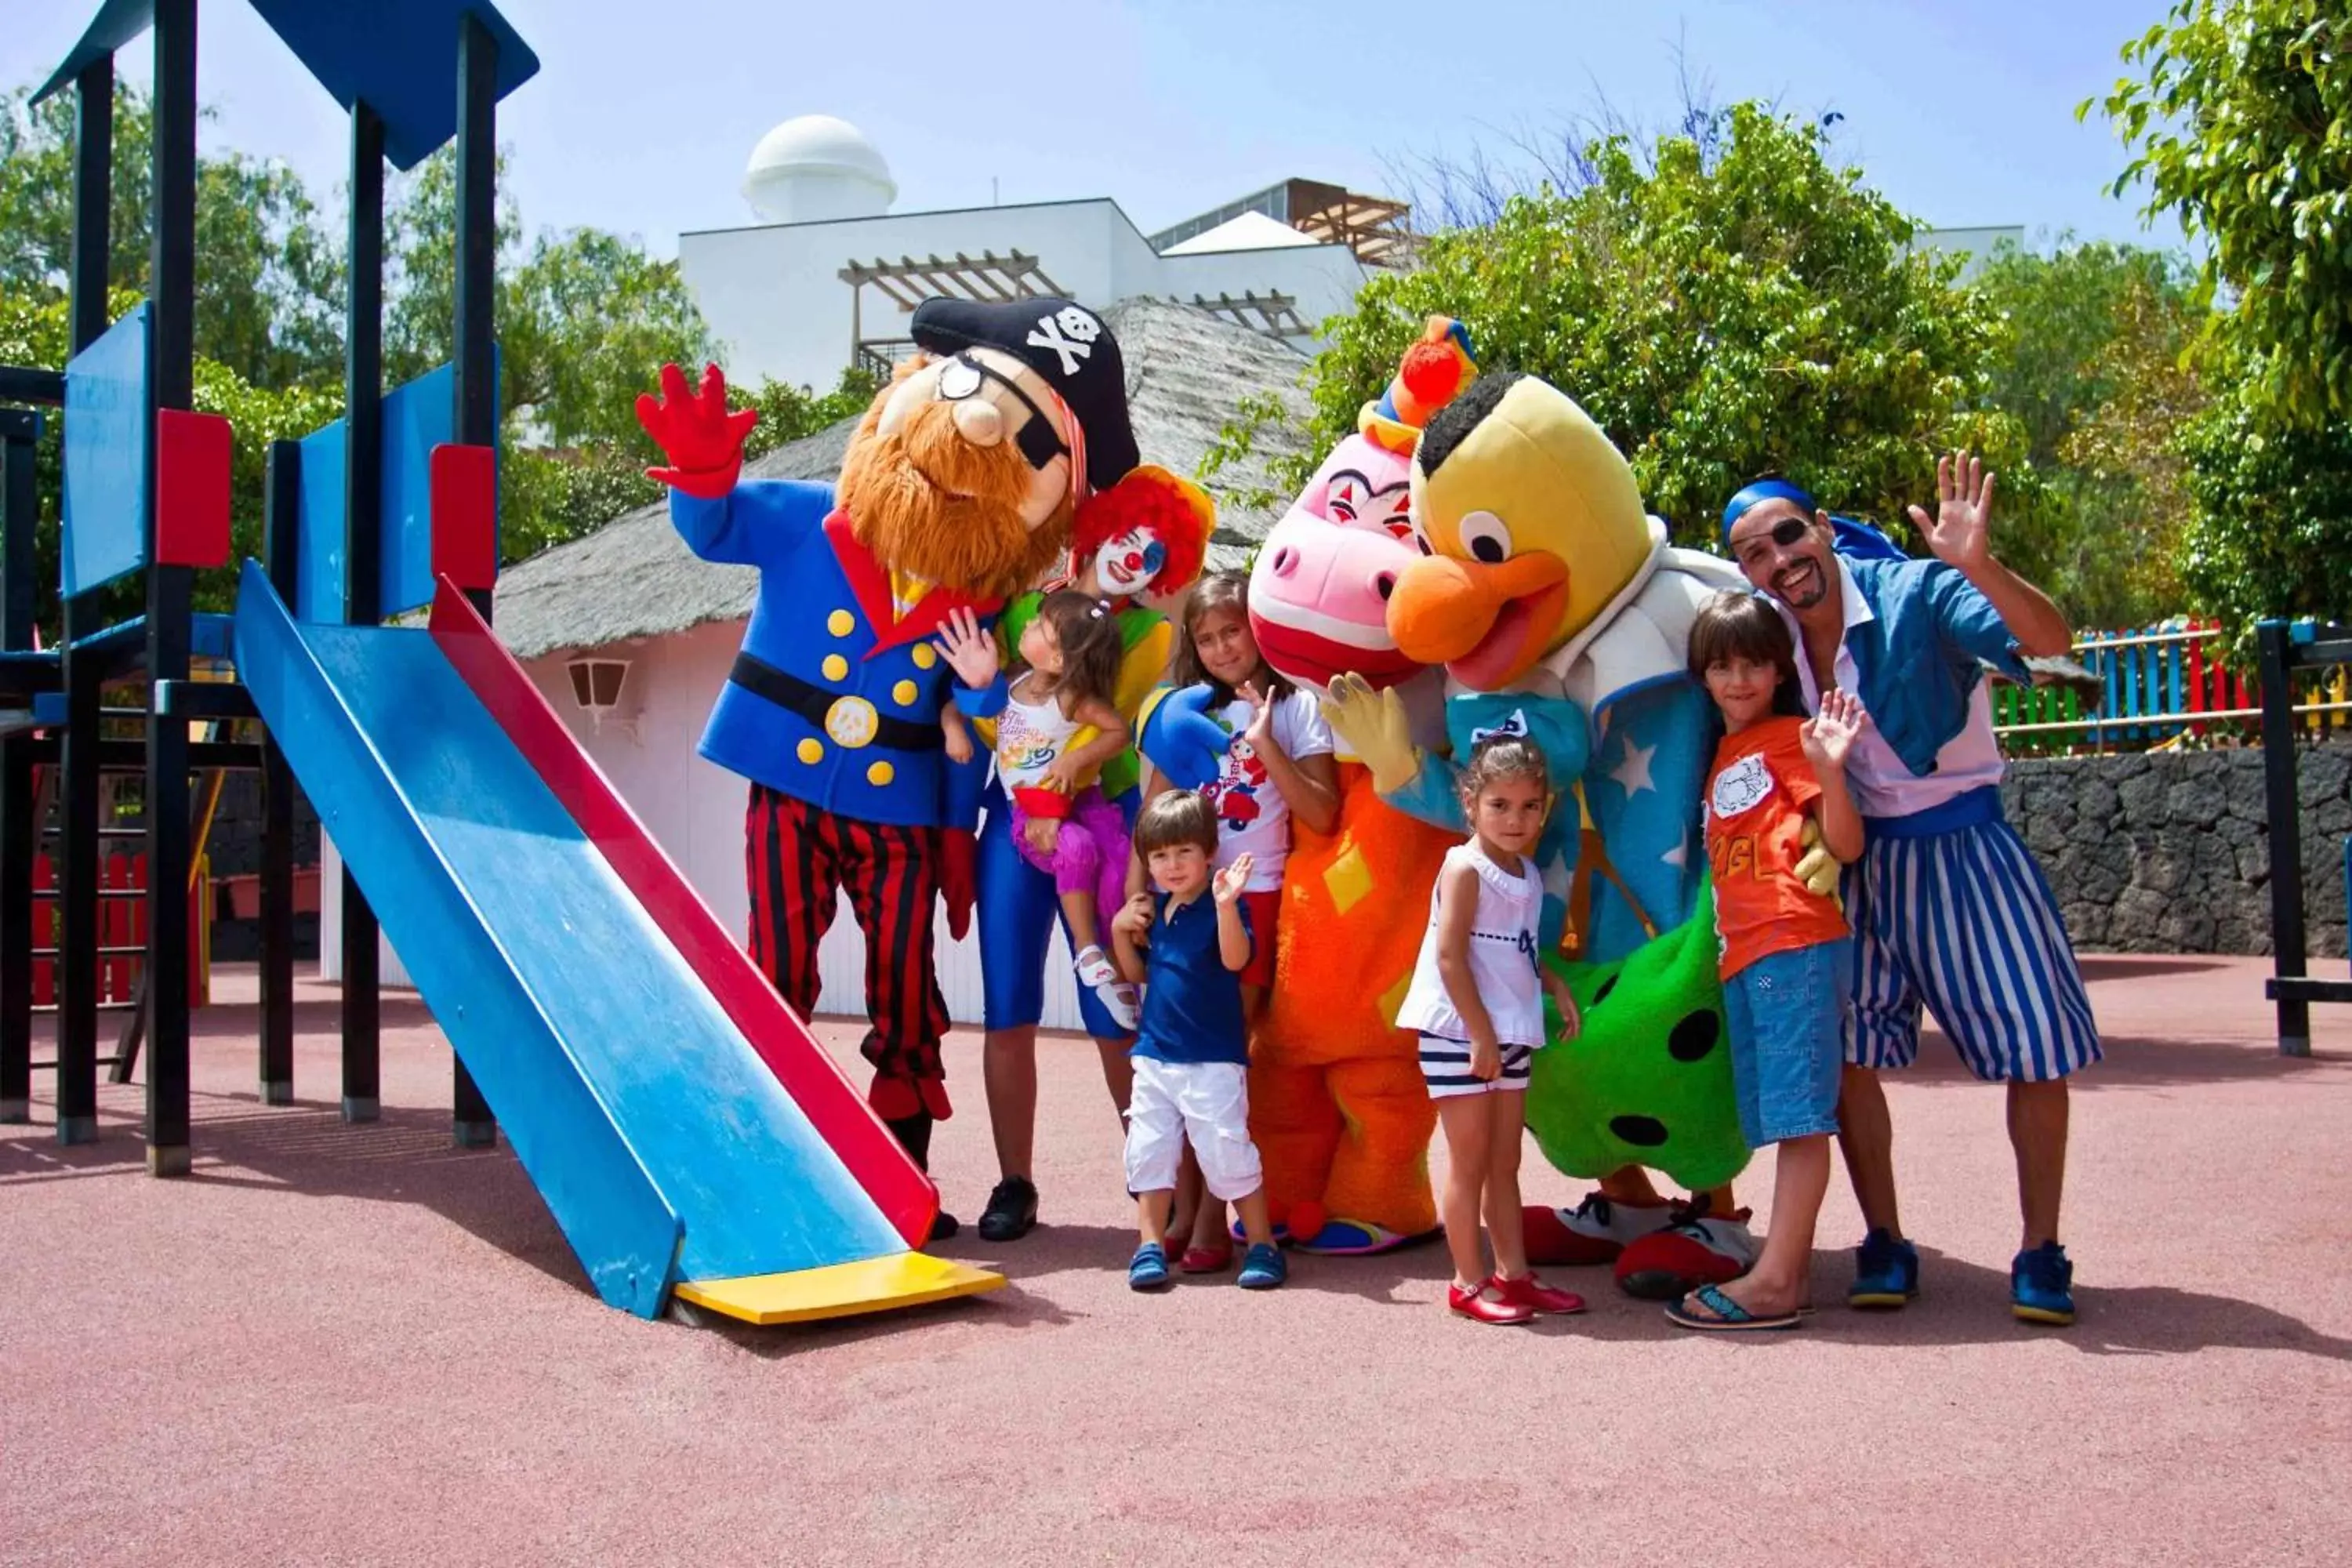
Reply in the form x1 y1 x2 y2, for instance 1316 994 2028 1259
939 828 977 943
635 361 759 499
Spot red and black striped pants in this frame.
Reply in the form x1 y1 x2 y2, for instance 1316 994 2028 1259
746 784 951 1118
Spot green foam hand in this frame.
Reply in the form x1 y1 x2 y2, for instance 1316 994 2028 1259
1526 877 1752 1192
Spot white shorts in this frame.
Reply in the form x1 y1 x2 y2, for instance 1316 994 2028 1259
1418 1035 1536 1098
1123 1056 1262 1203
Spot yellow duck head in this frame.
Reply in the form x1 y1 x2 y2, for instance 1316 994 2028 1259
1388 372 1654 690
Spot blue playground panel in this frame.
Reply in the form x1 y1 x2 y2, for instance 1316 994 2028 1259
234 563 906 1316
60 303 151 598
296 357 496 624
245 0 541 170
39 2 540 172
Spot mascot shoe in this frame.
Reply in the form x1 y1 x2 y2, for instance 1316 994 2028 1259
1612 1200 1761 1301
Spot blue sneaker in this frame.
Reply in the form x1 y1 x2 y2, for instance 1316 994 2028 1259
2012 1242 2076 1325
1848 1227 1921 1308
1236 1242 1287 1290
1128 1242 1171 1291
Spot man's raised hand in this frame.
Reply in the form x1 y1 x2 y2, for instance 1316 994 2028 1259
1908 450 1997 572
636 362 758 499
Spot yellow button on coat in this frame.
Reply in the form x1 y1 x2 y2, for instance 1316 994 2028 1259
826 609 854 637
797 739 823 764
822 654 849 681
892 680 918 706
911 644 938 670
867 761 895 786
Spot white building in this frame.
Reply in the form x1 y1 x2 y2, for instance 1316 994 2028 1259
680 114 1404 392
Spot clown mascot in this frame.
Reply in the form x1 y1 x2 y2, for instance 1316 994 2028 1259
968 465 1212 1243
1323 368 1805 1298
1218 318 1474 1254
637 296 1138 1239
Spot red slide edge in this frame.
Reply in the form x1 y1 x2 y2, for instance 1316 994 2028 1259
426 578 938 1249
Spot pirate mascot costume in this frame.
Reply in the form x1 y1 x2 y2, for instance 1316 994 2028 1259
637 296 1139 1237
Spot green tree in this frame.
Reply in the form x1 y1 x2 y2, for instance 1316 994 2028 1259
2090 0 2352 644
2092 0 2352 426
1969 238 2212 625
1207 103 2027 554
0 82 343 390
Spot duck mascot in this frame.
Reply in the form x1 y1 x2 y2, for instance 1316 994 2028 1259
1222 318 1474 1254
1321 368 1782 1298
636 295 1139 1239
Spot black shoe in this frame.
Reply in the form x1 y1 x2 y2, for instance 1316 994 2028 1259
978 1175 1039 1242
929 1209 960 1243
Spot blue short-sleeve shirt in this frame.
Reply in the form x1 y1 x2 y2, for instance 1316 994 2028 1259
1133 891 1253 1065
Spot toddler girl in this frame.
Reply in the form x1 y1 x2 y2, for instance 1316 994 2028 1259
942 589 1142 1030
1666 590 1864 1333
1396 735 1587 1326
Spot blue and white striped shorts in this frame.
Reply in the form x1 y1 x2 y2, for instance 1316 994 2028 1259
1419 1035 1537 1098
1842 789 2102 1083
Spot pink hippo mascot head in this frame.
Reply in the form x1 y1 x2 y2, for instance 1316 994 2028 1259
1232 318 1475 1255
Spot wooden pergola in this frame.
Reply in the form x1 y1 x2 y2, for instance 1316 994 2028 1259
838 250 1068 375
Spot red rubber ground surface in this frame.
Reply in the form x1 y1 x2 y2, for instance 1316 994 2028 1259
3 955 2348 1565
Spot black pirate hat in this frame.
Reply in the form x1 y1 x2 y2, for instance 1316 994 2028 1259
910 296 1138 488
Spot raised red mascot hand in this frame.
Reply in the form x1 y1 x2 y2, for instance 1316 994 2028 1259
939 829 976 943
635 361 759 499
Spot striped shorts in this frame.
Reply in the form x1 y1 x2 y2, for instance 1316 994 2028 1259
1843 789 2102 1083
1419 1035 1537 1098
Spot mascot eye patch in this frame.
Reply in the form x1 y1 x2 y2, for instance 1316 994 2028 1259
936 352 1069 472
1667 1011 1720 1062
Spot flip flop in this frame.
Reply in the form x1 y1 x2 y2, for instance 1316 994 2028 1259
1665 1282 1802 1332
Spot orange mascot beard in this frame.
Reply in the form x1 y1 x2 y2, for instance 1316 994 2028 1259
836 382 1074 601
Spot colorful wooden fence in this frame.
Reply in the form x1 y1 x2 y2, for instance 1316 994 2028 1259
28 851 211 1012
1994 619 2352 755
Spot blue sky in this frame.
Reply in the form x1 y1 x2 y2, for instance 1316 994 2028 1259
5 0 2185 258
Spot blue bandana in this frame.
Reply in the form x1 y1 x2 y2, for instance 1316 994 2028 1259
1722 478 1911 564
1720 479 1817 546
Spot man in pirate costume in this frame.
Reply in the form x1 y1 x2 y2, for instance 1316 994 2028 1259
636 295 1139 1237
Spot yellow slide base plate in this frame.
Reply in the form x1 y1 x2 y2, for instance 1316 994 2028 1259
673 1251 1005 1327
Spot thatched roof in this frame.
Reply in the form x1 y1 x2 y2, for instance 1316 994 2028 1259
493 296 1318 660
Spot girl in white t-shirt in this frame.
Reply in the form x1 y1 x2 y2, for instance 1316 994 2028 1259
1135 569 1338 1270
1138 570 1339 1012
1394 735 1588 1327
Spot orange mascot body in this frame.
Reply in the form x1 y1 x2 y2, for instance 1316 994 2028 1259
1239 321 1475 1252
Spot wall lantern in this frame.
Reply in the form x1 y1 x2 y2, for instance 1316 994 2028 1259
565 655 637 739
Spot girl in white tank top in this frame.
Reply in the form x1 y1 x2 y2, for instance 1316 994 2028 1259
1395 735 1589 1327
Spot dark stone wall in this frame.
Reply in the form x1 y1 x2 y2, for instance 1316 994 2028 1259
197 771 321 962
1998 741 2350 958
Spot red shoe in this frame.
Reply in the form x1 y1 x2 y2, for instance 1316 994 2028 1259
1178 1244 1232 1274
1490 1272 1588 1316
1447 1280 1535 1326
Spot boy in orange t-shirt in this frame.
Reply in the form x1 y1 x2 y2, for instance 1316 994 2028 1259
1668 590 1866 1333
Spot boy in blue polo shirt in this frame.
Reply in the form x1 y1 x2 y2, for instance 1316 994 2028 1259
1110 791 1285 1291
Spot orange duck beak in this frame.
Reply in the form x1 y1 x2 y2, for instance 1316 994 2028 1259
1387 553 1571 690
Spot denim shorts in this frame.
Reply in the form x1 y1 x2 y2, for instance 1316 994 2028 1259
1723 938 1852 1147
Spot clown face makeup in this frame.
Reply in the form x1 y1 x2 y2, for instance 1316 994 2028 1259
1094 526 1168 596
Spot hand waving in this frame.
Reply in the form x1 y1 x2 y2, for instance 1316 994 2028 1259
636 362 758 499
1799 687 1867 773
1213 852 1254 906
1907 450 1996 572
1237 681 1276 752
934 607 1001 691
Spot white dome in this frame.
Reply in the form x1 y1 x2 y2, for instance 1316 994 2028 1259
742 114 896 224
